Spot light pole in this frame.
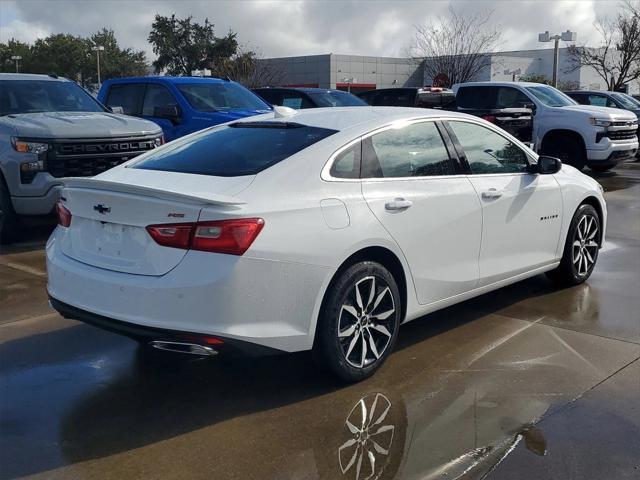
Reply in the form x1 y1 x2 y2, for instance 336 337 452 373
538 30 576 88
92 45 105 88
10 55 22 73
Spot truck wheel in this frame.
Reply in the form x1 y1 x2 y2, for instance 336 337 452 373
314 261 401 383
546 204 600 286
0 177 20 244
542 136 586 171
589 164 614 172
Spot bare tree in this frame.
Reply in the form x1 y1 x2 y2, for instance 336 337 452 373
214 48 285 88
409 8 503 87
568 2 640 90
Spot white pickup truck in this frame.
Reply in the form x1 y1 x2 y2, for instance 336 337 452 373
453 82 638 171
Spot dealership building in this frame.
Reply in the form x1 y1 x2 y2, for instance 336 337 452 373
259 48 638 93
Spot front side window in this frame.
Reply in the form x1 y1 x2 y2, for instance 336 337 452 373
448 121 529 174
281 92 313 109
177 83 270 112
132 122 337 177
142 84 179 116
496 87 532 108
587 94 609 107
362 121 457 178
106 83 145 115
0 80 104 115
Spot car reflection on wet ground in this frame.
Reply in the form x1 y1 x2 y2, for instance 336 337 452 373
1 165 639 480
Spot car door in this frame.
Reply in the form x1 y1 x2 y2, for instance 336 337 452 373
360 120 482 305
141 83 183 141
445 120 563 286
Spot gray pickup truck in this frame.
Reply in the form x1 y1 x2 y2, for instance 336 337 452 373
0 73 163 243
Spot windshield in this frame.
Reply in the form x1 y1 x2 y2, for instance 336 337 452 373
132 122 337 177
0 80 104 116
525 85 577 107
177 83 270 112
307 91 367 107
610 92 640 110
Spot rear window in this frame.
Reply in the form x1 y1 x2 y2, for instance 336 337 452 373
131 122 337 177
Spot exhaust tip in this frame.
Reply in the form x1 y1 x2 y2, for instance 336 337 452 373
149 340 218 356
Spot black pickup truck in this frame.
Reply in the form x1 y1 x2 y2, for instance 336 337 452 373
453 84 533 142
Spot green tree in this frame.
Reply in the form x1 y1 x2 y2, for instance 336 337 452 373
0 29 147 88
148 14 238 75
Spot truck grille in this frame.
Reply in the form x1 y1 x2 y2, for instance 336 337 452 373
604 130 637 141
46 136 161 178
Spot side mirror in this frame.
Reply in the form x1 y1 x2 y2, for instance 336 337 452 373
153 105 181 124
523 102 537 115
109 106 124 114
532 156 562 174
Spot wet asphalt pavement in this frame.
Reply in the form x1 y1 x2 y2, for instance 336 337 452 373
1 165 639 480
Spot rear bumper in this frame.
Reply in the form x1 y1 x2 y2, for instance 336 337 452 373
49 296 281 356
46 230 331 353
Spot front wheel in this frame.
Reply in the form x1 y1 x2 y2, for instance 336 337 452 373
0 177 19 244
541 136 586 171
546 204 601 286
315 262 401 383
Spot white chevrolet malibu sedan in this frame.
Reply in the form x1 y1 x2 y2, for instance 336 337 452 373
47 106 606 382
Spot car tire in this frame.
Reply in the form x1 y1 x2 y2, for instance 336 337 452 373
0 176 20 245
589 164 614 172
542 136 586 171
314 261 401 383
546 204 601 286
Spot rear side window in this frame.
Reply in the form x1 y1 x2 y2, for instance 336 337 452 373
456 87 497 109
105 84 145 115
362 121 457 178
132 122 337 177
371 89 415 107
330 143 361 179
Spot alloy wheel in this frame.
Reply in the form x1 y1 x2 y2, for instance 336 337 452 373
572 214 599 277
338 276 396 369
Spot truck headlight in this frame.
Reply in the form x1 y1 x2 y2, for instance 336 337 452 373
590 118 612 127
11 138 49 154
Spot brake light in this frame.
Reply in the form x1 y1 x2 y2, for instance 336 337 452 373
146 224 192 249
482 115 497 123
146 218 264 255
56 201 72 227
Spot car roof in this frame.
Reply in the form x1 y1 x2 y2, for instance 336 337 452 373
565 90 614 95
0 73 69 82
454 81 545 88
233 106 472 133
104 76 232 85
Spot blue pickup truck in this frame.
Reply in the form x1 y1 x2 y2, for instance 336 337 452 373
98 76 272 142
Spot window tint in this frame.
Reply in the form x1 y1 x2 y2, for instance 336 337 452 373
457 86 531 109
586 94 608 107
569 93 589 105
448 121 529 174
281 92 314 109
254 90 282 106
362 122 457 178
357 91 376 105
330 143 361 178
176 83 269 112
142 84 178 116
417 92 456 109
106 84 145 115
495 87 531 108
371 89 415 107
132 122 337 177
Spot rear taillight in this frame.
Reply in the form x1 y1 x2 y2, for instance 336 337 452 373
146 218 264 255
56 201 72 227
481 115 497 123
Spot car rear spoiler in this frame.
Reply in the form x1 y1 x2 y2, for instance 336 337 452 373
61 177 246 206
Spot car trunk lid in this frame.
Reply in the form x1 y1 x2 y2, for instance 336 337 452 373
58 173 251 276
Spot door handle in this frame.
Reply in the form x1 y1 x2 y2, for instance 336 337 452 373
385 198 413 211
481 188 503 199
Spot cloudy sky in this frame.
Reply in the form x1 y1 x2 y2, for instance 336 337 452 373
0 0 626 59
